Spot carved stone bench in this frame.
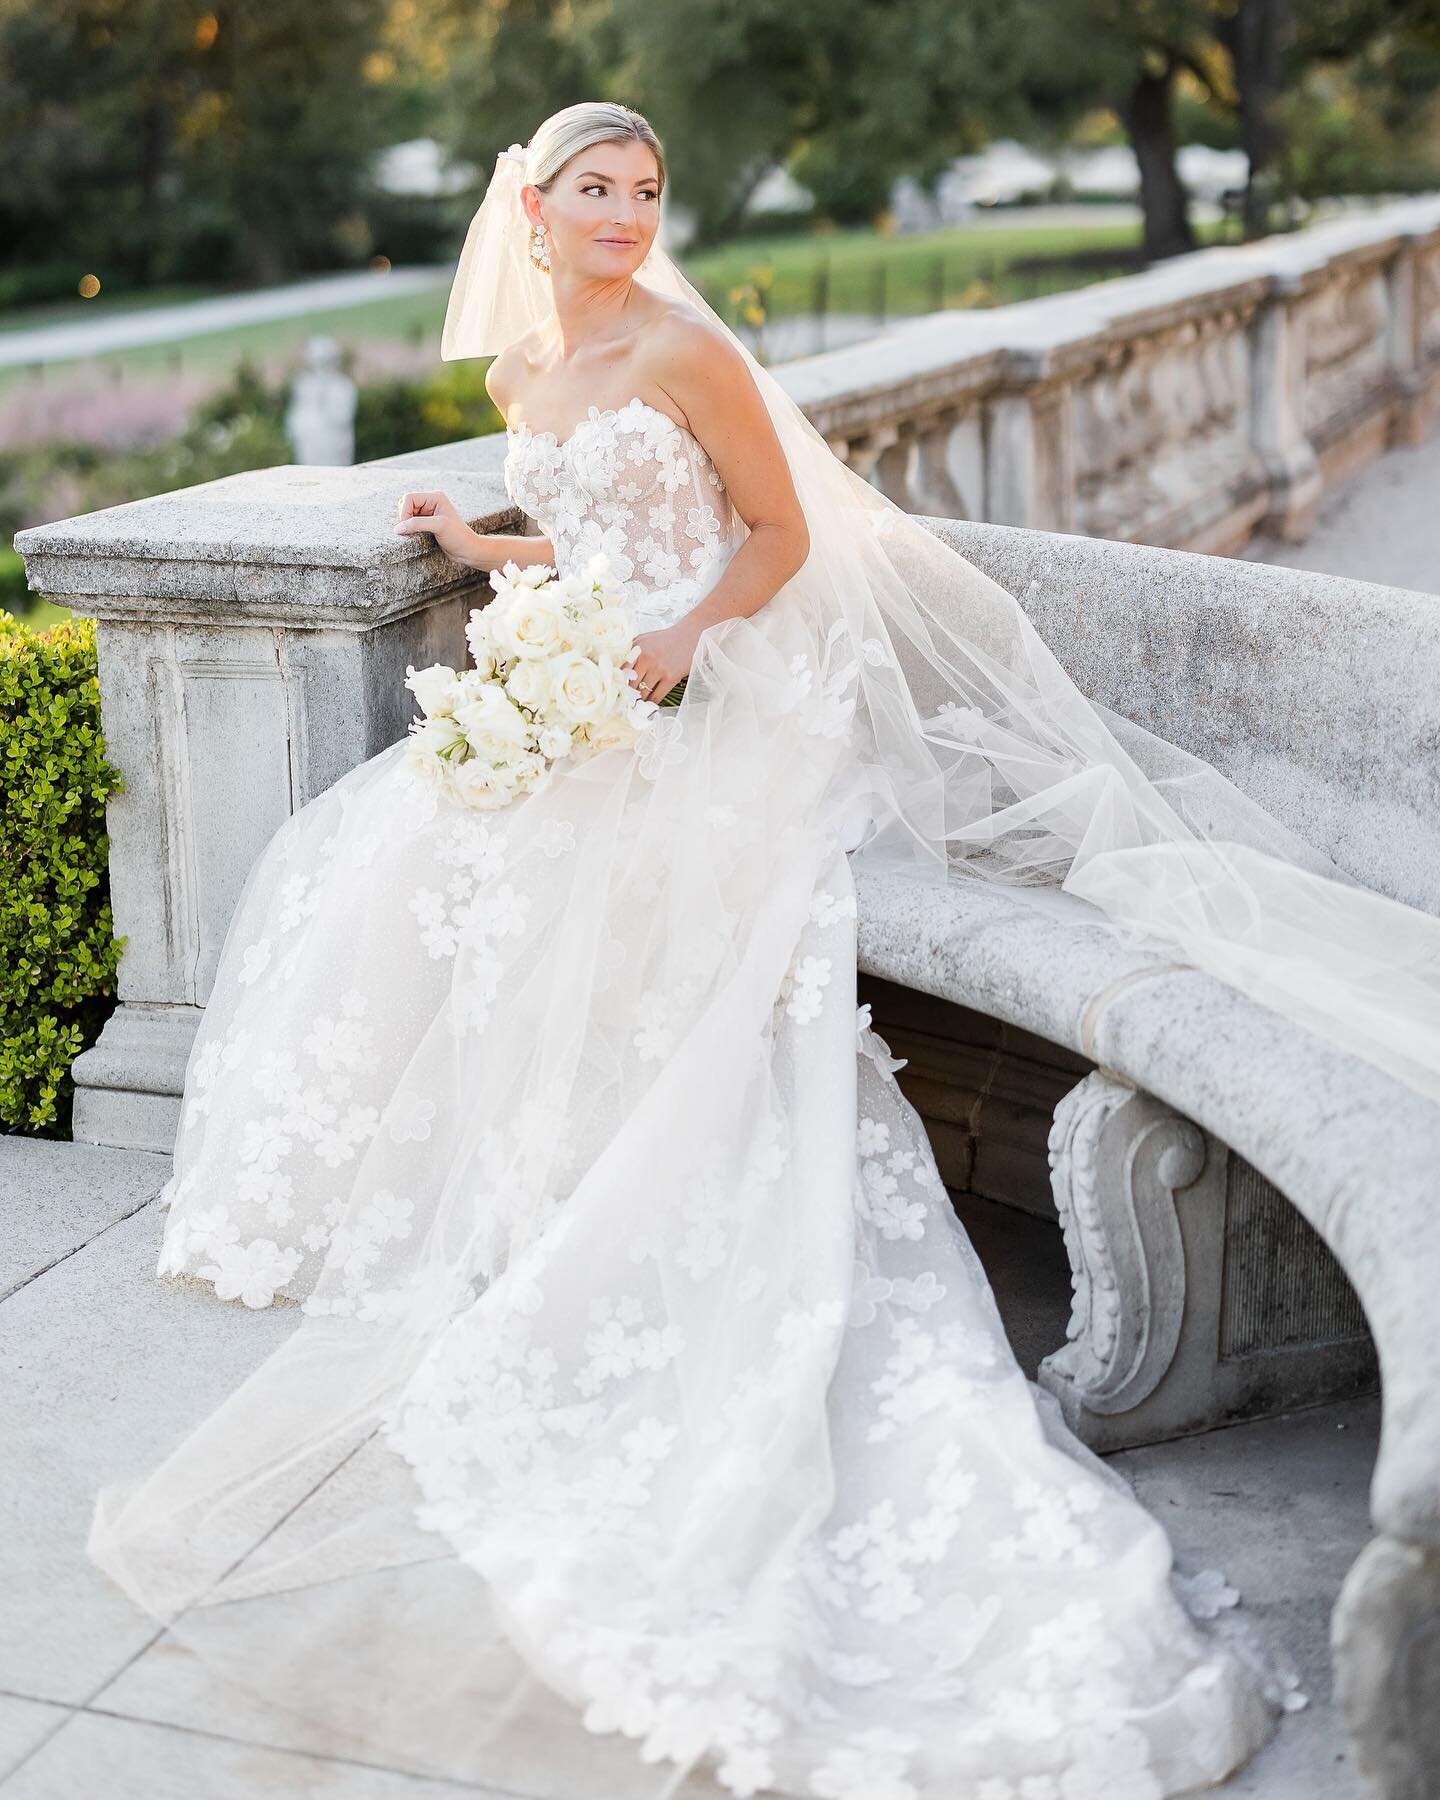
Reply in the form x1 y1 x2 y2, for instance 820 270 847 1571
856 517 1440 1800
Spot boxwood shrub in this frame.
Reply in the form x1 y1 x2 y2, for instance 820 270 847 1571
1 610 125 1136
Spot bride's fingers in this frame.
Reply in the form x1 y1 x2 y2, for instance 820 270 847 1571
397 491 445 520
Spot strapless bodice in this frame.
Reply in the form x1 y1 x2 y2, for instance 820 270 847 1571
502 395 745 631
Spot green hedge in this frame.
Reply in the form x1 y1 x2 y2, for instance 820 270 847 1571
1 611 125 1136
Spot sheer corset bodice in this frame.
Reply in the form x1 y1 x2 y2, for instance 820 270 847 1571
503 394 745 631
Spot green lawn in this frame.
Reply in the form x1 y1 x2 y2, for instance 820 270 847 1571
0 282 453 393
0 283 224 336
685 215 1233 322
0 215 1241 391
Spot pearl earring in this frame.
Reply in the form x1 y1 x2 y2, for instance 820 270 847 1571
529 221 551 273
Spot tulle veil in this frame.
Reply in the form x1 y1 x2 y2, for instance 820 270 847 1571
450 144 1440 1101
83 132 1435 1797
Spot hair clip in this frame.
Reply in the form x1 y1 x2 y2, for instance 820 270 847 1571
501 143 526 166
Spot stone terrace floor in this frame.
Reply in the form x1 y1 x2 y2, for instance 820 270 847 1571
1246 419 1440 595
2 1136 1375 1799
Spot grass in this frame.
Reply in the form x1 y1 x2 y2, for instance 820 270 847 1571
684 214 1234 324
0 214 1242 392
0 280 453 394
0 283 224 335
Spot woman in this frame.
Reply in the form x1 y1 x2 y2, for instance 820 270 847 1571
93 100 1440 1798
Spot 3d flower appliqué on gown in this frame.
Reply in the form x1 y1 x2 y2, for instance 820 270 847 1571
88 397 1307 1800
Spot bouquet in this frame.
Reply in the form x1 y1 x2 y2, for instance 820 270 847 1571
402 553 685 811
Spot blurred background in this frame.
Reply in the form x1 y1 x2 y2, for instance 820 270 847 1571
4 0 1440 628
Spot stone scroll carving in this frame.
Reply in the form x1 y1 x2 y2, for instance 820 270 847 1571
1034 1065 1376 1454
1037 1070 1202 1427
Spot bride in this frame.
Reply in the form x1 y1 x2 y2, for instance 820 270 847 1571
89 99 1440 1799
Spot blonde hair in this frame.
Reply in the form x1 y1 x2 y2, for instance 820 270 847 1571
523 102 665 195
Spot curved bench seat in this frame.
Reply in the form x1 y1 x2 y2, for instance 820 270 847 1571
858 517 1440 1798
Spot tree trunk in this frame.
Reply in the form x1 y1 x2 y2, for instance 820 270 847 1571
1225 0 1295 239
1119 63 1196 263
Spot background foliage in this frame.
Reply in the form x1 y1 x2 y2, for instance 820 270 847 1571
2 0 1439 295
0 611 124 1136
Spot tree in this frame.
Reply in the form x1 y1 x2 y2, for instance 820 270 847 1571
598 0 1007 240
0 0 392 289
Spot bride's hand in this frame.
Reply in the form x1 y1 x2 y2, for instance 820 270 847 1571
394 491 477 563
624 622 698 704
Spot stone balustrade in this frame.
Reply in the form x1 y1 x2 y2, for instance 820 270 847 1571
783 194 1440 553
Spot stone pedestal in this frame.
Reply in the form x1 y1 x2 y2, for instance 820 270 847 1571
15 444 518 1152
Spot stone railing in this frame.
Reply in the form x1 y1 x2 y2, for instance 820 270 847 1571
784 194 1440 553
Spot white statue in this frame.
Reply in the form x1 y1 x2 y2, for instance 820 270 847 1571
285 336 357 465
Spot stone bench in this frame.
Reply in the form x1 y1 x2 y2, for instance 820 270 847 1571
852 517 1440 1800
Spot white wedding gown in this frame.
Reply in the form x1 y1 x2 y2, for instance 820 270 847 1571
91 395 1306 1800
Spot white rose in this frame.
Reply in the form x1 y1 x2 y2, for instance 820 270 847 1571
583 604 637 662
491 593 569 661
585 715 637 753
465 610 498 676
513 562 555 589
408 713 467 759
405 663 463 718
537 724 574 760
449 760 509 811
548 653 617 728
454 685 533 752
504 658 552 712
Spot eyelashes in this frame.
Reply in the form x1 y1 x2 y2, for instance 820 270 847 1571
580 184 659 201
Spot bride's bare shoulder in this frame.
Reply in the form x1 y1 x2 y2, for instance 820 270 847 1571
485 329 544 419
642 293 753 401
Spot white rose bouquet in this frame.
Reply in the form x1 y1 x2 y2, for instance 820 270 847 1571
402 553 683 811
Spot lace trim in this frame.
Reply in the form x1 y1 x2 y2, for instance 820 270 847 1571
508 395 710 465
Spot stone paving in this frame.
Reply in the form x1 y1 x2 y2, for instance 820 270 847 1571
0 1135 1373 1798
1246 425 1440 596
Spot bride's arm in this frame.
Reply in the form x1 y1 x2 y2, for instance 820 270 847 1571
393 344 554 570
650 315 811 632
620 314 810 703
393 493 555 572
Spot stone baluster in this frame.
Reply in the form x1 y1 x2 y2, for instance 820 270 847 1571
903 409 983 520
1385 221 1439 447
1248 270 1324 540
983 379 1075 532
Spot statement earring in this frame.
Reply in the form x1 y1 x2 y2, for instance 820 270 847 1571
529 220 551 273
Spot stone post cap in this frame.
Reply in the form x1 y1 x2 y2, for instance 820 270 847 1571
14 435 517 624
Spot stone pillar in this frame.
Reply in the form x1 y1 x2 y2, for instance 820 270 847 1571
1248 273 1323 540
1385 224 1440 449
15 441 516 1153
983 379 1075 532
